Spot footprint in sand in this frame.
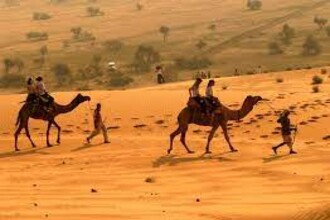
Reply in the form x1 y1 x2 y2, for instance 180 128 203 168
193 129 202 134
300 121 308 125
134 124 147 128
107 126 120 130
272 131 280 135
322 135 330 140
131 117 140 120
62 129 74 134
32 128 40 131
260 135 269 139
114 117 122 121
155 120 165 125
83 130 91 133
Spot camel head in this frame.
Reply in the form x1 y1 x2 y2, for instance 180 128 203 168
75 93 91 104
244 95 263 108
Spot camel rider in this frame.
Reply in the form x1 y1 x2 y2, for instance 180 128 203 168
205 80 221 112
189 78 207 113
87 103 110 144
272 110 297 155
36 76 54 110
26 77 37 103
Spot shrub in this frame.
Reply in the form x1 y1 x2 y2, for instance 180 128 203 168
314 16 328 29
0 74 25 88
86 6 104 16
159 26 170 42
321 68 327 75
276 77 284 83
26 32 48 41
302 35 321 56
312 75 323 85
133 45 160 73
108 72 134 87
51 63 72 85
33 12 51 20
136 2 143 11
312 85 320 93
279 24 295 45
103 40 124 54
175 57 212 70
71 27 95 42
247 0 262 10
268 42 283 55
196 40 207 50
208 23 217 31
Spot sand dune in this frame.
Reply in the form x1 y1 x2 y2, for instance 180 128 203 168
0 69 329 219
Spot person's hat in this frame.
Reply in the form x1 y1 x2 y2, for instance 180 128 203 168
36 76 43 81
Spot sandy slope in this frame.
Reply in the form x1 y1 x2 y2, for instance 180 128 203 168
0 69 330 219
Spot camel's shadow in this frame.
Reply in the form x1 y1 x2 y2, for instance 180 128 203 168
152 152 235 168
0 146 51 159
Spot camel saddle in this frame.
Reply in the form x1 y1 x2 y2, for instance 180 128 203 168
187 97 222 115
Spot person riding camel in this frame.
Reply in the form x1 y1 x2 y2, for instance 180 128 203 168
189 78 206 113
36 76 54 111
205 80 221 114
26 77 37 103
86 103 110 144
272 109 297 155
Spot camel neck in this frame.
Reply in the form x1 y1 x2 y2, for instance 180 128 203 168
55 98 80 115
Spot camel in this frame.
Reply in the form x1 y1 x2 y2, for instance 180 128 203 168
14 93 91 151
168 95 263 154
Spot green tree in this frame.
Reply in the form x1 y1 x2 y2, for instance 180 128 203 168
279 24 295 45
268 42 283 55
133 45 160 72
314 16 328 30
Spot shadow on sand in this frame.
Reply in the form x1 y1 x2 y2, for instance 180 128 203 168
153 152 235 168
71 142 106 152
0 146 51 159
262 154 292 163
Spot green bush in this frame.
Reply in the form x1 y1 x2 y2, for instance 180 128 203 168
247 0 262 10
302 35 321 56
0 74 25 88
312 75 323 85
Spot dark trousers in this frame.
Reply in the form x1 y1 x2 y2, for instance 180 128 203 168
157 74 165 84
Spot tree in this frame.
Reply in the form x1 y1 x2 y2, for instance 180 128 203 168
247 0 262 10
208 23 217 31
279 24 295 45
3 58 15 74
314 16 328 30
196 40 207 50
133 45 160 72
52 63 72 85
302 35 321 56
40 45 48 56
268 42 283 55
159 26 170 42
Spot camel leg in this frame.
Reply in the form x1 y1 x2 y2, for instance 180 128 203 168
205 125 219 154
52 120 61 144
14 123 24 152
220 122 238 152
168 126 182 154
180 126 194 154
46 121 53 147
25 123 36 148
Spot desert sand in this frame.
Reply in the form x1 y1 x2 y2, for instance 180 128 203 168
0 69 330 219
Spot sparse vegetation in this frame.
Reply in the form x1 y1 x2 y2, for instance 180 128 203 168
132 45 160 73
3 58 24 74
279 24 295 45
208 23 217 31
312 75 323 85
196 40 207 50
70 27 95 42
0 74 25 88
159 26 170 42
108 71 134 87
86 6 104 17
175 57 212 70
268 42 283 55
33 12 51 20
247 0 262 10
104 40 124 58
314 16 328 30
26 32 48 41
136 2 143 11
52 63 72 85
302 35 321 56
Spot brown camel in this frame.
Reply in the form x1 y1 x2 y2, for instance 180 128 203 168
14 93 91 151
168 95 263 154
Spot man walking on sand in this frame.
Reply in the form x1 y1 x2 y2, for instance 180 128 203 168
272 109 297 155
86 103 110 144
